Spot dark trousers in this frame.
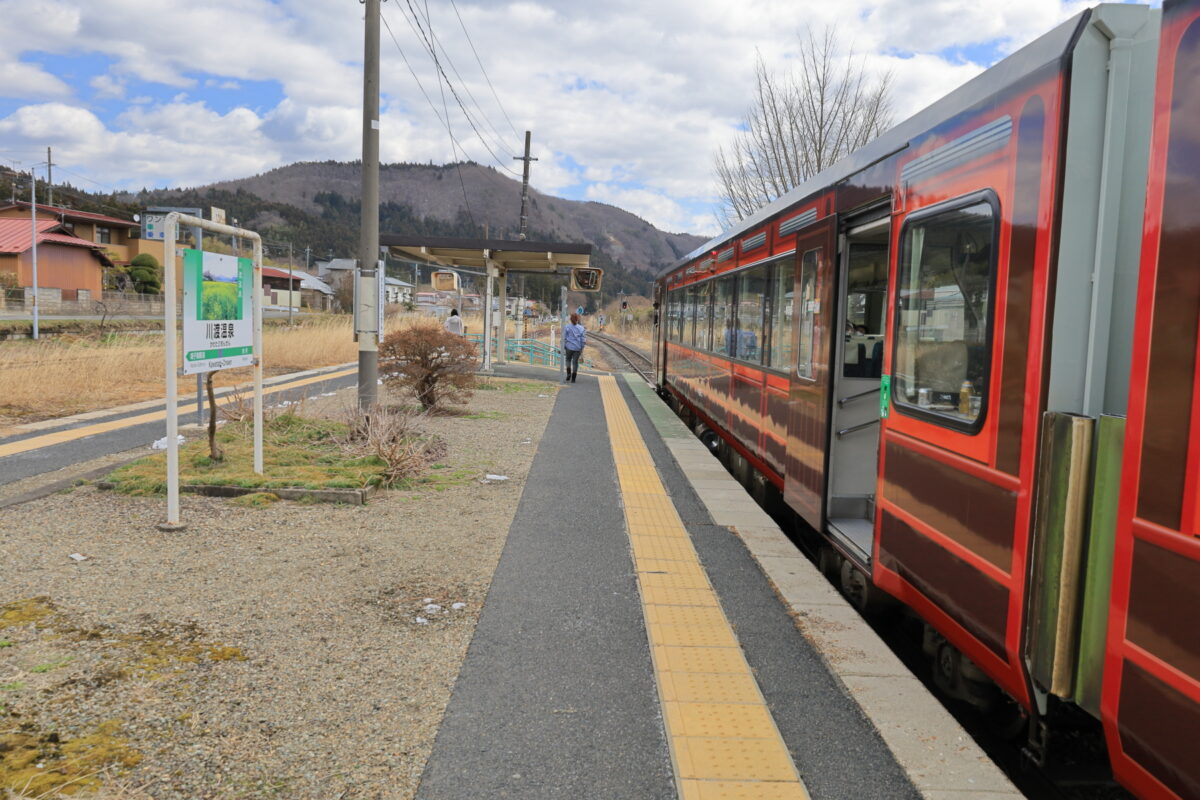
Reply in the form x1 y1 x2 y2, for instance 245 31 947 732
564 349 581 381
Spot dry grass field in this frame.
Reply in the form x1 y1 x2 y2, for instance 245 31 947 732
0 315 431 430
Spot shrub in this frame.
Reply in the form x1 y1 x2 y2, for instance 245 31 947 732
379 324 478 411
128 253 163 294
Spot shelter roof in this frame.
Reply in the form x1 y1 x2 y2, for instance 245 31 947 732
380 234 591 274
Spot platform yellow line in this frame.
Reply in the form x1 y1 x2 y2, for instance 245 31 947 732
598 375 809 800
0 367 357 459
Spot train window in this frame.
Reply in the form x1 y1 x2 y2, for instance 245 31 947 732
767 259 794 370
666 288 681 341
712 276 736 356
694 280 713 351
736 266 767 363
893 195 996 431
843 239 889 379
682 284 696 347
796 249 819 379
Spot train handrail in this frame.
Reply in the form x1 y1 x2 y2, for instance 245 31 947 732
837 387 879 408
836 419 880 438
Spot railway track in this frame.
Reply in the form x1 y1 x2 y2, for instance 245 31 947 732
590 331 654 381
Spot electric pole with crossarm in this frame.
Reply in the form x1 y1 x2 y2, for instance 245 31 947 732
514 131 537 241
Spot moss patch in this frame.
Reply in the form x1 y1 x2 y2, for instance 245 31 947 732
0 719 142 796
103 414 412 495
229 491 281 508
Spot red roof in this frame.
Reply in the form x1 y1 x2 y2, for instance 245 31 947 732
261 266 301 282
0 218 106 254
0 202 137 228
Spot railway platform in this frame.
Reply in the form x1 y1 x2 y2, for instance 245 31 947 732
416 367 1021 800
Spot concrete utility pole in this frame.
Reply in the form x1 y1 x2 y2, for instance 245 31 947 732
29 167 39 340
46 147 52 207
514 131 537 240
288 241 294 326
358 0 382 409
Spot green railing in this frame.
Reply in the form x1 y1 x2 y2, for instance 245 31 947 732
466 335 593 368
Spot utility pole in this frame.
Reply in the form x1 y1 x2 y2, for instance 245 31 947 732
45 147 52 207
288 241 295 325
514 131 537 240
358 0 382 410
29 167 39 340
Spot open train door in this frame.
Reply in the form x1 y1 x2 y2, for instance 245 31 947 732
783 216 837 530
1103 2 1200 798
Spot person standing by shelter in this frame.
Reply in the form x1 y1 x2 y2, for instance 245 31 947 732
443 308 465 336
563 313 586 383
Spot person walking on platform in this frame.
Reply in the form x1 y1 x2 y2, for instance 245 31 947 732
443 308 465 336
563 312 586 383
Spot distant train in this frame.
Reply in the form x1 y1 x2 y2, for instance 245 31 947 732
652 3 1199 798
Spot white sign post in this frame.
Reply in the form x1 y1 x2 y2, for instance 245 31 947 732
160 212 263 530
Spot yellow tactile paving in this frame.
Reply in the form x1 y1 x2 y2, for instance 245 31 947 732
641 586 723 608
597 375 809 800
630 536 700 562
679 779 812 800
664 702 780 739
674 737 800 781
659 672 763 705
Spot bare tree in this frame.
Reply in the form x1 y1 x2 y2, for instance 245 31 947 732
715 27 894 228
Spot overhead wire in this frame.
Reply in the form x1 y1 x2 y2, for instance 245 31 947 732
397 0 522 176
426 0 475 225
448 0 521 140
380 5 474 225
408 0 517 160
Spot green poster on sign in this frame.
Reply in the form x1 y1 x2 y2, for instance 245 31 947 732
182 249 255 375
880 375 891 419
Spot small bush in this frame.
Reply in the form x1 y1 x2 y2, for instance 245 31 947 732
379 324 478 412
335 404 447 486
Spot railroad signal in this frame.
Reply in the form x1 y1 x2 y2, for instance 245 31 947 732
621 300 628 311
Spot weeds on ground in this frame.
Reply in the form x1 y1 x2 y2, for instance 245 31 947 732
104 408 444 495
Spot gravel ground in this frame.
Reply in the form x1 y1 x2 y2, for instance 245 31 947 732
0 378 559 800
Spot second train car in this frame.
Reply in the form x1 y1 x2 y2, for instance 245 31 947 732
653 3 1199 799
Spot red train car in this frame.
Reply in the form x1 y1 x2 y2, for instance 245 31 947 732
654 3 1198 798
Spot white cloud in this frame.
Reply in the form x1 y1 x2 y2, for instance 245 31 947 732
89 73 125 100
0 58 72 100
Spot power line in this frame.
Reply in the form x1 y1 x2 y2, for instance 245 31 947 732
425 0 475 225
448 0 521 140
380 7 474 224
409 0 517 160
397 0 522 176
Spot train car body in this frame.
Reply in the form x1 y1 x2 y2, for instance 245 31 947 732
654 4 1198 798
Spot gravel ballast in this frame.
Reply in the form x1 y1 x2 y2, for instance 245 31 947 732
0 378 558 799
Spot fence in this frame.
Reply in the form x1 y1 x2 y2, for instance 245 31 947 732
0 288 180 316
466 335 594 369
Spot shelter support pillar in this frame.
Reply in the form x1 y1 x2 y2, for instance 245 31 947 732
481 257 496 372
497 268 508 363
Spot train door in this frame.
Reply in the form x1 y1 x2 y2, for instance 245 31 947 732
826 216 890 564
1103 1 1200 797
653 283 666 386
784 216 837 530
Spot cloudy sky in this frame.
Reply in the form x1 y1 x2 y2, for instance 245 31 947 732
0 0 1148 236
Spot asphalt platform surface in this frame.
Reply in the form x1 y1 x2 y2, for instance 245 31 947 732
416 369 918 799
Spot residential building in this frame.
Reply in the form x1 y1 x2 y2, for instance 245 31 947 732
0 217 112 296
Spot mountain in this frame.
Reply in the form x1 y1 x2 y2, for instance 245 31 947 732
200 161 704 275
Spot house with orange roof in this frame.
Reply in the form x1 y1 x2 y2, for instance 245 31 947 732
0 217 113 297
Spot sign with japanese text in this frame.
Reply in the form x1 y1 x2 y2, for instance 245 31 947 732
182 249 254 374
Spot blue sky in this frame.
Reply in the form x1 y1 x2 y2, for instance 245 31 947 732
0 0 1151 236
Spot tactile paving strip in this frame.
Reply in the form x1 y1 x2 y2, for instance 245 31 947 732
598 376 810 800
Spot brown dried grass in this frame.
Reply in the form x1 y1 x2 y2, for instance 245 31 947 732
0 314 428 429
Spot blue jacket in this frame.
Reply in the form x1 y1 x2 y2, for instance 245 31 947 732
564 323 586 352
